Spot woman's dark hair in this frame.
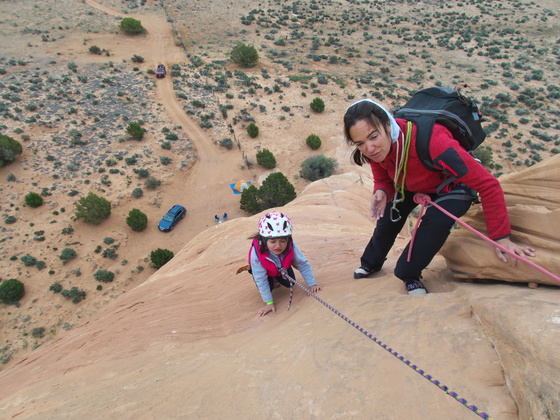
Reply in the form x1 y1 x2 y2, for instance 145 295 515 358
343 100 391 166
249 233 293 255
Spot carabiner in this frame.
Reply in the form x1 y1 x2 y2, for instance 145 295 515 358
390 202 401 222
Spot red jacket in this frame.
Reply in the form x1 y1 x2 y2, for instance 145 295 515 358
370 119 510 240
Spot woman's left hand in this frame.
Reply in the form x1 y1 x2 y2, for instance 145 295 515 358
494 237 536 267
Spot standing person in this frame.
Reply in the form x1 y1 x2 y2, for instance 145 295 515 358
343 99 535 295
248 211 321 316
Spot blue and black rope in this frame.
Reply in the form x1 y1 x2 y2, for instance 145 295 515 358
278 267 493 420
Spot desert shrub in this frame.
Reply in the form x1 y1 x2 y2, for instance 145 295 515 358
31 327 45 338
131 54 144 63
120 17 144 35
132 188 143 198
0 279 25 303
165 133 178 140
240 172 296 214
160 156 172 165
61 287 86 303
126 208 148 232
247 122 259 138
7 173 16 181
150 248 174 269
102 248 118 260
0 134 23 167
230 43 259 67
475 146 494 168
256 148 276 169
144 177 161 190
89 45 101 54
20 254 37 267
24 192 43 208
94 269 114 283
133 168 150 178
4 215 16 224
59 248 77 264
61 226 74 234
126 122 145 140
75 192 111 225
220 137 233 150
310 97 325 113
49 281 63 293
306 134 322 150
300 155 338 181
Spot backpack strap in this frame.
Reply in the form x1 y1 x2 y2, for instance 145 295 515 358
402 115 439 172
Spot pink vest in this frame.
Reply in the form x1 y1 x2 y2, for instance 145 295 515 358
248 238 294 276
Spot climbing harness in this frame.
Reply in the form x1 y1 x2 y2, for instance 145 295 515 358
277 267 494 420
412 193 560 284
390 122 413 222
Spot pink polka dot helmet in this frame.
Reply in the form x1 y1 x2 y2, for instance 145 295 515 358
258 211 292 238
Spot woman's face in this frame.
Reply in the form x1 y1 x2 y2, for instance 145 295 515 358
266 238 289 255
349 119 392 163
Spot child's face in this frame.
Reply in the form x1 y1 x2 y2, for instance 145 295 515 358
267 238 288 255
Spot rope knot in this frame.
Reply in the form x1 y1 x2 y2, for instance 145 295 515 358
414 193 430 205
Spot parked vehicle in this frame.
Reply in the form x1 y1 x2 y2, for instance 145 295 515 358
158 204 186 232
156 64 166 78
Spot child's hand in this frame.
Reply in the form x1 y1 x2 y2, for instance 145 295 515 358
258 304 276 317
308 285 321 294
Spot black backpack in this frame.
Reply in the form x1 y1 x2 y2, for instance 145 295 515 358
394 85 487 172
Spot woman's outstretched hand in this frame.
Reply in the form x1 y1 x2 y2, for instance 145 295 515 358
370 190 387 220
494 237 536 267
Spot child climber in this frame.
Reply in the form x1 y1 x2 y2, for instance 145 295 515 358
248 211 321 317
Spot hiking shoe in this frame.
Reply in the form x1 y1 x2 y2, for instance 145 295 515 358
354 266 373 279
405 280 428 295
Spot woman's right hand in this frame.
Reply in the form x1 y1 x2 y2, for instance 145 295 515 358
258 304 276 317
370 190 387 220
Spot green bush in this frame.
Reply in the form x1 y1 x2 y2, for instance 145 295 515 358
59 248 77 264
144 177 161 190
49 281 63 293
247 122 259 138
0 134 23 167
150 248 174 269
126 122 145 140
306 134 322 150
310 97 325 113
220 138 233 150
132 188 143 198
0 279 25 303
240 172 296 214
61 287 86 303
230 43 259 67
131 54 144 63
475 146 494 168
89 45 101 55
300 155 338 181
20 254 37 267
126 208 148 232
256 148 276 169
4 215 16 224
120 17 144 35
25 192 43 208
75 192 111 225
31 327 45 338
94 269 114 283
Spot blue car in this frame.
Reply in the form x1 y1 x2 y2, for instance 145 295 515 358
158 204 186 232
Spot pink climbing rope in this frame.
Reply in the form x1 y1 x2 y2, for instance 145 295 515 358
410 193 560 284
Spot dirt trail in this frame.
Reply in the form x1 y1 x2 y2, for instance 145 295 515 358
85 0 250 237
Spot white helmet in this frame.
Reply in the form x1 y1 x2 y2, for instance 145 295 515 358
258 211 292 238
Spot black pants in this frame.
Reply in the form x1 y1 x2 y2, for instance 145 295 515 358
267 266 295 291
360 186 475 283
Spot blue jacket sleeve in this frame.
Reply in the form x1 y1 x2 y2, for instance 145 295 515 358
292 242 317 287
250 247 274 303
